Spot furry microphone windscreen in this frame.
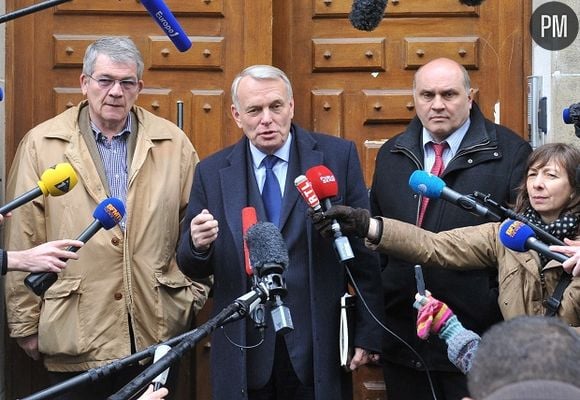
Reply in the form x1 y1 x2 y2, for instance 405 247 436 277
349 0 387 32
459 0 485 5
246 222 290 271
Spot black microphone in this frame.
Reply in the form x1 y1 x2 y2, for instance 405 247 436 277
24 197 126 296
409 170 502 222
245 222 293 335
499 219 568 264
349 0 387 32
459 0 486 5
563 102 580 125
0 163 77 215
140 0 192 52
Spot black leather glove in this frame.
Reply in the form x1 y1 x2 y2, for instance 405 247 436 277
308 208 334 239
325 205 370 238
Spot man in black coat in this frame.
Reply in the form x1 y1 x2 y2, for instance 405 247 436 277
370 57 532 400
177 65 383 400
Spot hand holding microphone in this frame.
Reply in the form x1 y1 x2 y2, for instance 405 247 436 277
0 162 77 215
300 166 355 262
24 197 125 296
550 238 580 277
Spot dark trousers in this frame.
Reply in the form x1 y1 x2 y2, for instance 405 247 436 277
248 337 315 400
383 360 469 400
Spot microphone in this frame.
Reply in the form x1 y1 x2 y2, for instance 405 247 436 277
140 0 192 52
563 102 580 125
0 163 77 215
294 175 323 212
409 170 502 222
499 219 568 264
24 197 126 296
459 0 485 5
305 165 355 263
245 222 293 334
151 344 171 391
349 0 387 32
242 206 258 276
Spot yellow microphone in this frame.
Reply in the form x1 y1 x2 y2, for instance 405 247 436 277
0 163 77 214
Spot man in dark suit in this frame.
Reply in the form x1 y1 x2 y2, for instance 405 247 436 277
177 65 383 400
370 58 532 400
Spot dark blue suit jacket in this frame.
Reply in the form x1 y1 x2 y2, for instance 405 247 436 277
177 124 383 400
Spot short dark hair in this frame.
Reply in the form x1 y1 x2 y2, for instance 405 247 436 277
467 316 580 399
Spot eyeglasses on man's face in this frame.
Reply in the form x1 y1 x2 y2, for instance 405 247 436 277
87 75 139 91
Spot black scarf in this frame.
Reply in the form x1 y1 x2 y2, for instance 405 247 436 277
523 208 579 264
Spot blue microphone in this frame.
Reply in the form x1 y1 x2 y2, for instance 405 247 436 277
140 0 192 52
408 170 501 221
24 197 126 296
499 219 568 263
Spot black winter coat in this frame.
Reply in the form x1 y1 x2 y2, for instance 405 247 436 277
370 103 532 371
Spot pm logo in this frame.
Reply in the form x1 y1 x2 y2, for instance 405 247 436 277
530 1 578 51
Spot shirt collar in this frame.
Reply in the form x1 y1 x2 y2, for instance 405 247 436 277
422 118 471 156
91 113 133 141
249 131 293 168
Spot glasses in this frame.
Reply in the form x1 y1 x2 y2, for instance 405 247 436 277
87 75 139 91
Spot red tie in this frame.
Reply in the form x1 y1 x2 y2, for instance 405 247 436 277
417 142 447 227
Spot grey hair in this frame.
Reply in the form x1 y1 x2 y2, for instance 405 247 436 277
412 59 471 94
231 65 293 110
82 37 144 79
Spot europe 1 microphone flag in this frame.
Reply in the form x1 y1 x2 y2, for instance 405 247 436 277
24 197 126 296
499 219 568 264
140 0 192 52
305 165 355 263
0 163 78 215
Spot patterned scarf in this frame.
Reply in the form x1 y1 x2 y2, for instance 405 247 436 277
523 208 580 264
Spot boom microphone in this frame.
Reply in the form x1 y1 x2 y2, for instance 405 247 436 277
409 170 501 222
24 197 125 296
306 165 355 263
499 219 568 264
151 344 171 391
140 0 192 52
0 163 77 215
459 0 485 5
349 0 387 32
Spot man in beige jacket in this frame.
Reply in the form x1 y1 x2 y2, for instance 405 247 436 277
4 36 210 399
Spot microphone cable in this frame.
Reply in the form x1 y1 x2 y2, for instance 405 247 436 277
344 263 439 400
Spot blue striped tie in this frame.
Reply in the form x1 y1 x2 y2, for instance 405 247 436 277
262 155 282 226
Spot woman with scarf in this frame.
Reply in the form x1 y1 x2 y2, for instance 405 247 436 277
313 142 580 326
312 142 579 373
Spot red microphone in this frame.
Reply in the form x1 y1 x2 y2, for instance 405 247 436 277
304 165 354 263
305 165 338 207
242 206 258 276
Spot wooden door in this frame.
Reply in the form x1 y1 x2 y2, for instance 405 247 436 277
272 0 531 398
4 0 531 399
